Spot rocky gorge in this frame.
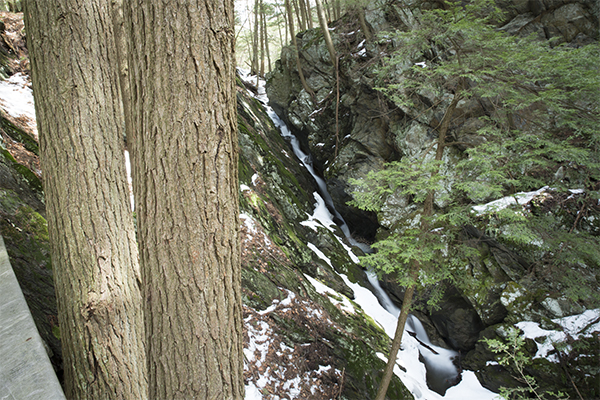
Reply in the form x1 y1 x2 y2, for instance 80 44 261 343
0 0 599 398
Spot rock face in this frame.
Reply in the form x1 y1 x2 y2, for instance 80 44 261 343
236 81 412 398
266 0 599 397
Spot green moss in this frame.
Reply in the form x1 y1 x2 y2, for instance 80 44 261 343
51 325 60 340
1 116 38 155
1 146 43 195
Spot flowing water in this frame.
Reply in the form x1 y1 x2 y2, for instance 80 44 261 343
250 72 460 395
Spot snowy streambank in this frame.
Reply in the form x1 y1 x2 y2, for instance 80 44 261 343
303 247 496 399
239 69 497 399
243 290 345 399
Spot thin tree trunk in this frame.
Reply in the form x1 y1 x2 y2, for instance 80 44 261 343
375 269 417 400
292 0 304 31
259 0 265 77
252 0 260 75
24 0 146 398
123 0 243 398
375 91 462 400
305 0 314 29
314 0 340 155
298 0 308 31
275 6 285 50
263 9 272 73
357 6 371 41
285 0 315 101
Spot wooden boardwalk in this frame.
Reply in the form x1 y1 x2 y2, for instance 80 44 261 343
0 234 65 400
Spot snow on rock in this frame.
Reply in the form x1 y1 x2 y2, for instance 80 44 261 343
300 192 336 233
515 308 600 361
338 273 498 400
304 274 355 315
243 290 344 399
307 242 333 268
472 186 550 215
0 73 37 138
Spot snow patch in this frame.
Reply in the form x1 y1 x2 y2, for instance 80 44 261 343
515 308 600 361
300 193 336 232
0 73 37 137
472 186 549 215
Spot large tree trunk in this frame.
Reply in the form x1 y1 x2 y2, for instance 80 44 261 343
123 1 243 398
24 1 147 398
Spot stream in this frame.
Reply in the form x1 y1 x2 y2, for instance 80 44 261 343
249 73 461 396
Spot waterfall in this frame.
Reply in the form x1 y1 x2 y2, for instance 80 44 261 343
247 70 461 396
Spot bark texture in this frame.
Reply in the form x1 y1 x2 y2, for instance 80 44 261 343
123 1 243 398
24 1 147 398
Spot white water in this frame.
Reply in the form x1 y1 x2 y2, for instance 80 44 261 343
366 271 460 394
240 70 489 398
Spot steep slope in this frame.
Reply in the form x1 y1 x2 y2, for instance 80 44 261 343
265 0 600 397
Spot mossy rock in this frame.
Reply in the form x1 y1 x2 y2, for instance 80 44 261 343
1 116 38 155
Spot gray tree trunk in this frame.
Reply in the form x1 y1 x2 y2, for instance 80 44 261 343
122 1 244 398
24 0 147 398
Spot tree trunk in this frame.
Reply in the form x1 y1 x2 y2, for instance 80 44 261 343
375 90 463 400
123 1 243 398
315 0 336 67
305 0 314 29
298 0 308 31
375 270 417 400
252 0 260 75
357 6 372 41
292 0 305 31
285 0 315 101
24 1 146 398
262 9 272 74
259 0 265 77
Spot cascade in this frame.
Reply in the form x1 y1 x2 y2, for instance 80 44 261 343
245 71 460 396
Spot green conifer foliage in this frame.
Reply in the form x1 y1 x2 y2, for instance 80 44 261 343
350 0 599 397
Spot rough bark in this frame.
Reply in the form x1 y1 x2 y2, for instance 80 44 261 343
123 1 243 398
23 0 147 398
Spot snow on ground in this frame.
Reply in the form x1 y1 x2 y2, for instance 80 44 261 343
243 290 345 399
338 272 498 400
304 274 355 314
515 308 600 361
0 72 37 138
241 70 497 399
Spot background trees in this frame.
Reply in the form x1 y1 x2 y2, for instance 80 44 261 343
24 1 146 398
